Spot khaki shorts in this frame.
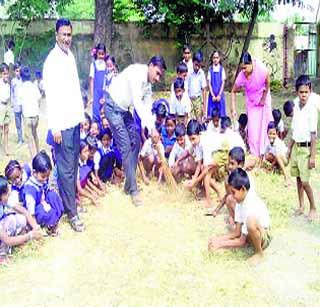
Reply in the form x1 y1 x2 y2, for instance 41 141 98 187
24 116 39 142
212 145 229 182
190 96 203 120
0 102 11 125
290 144 311 182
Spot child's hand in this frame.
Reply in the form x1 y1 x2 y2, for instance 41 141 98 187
31 229 43 241
308 157 315 169
99 98 105 105
216 95 221 102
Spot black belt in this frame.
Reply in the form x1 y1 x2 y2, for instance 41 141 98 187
296 142 311 147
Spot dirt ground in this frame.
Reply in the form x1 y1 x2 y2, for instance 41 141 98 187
0 91 320 306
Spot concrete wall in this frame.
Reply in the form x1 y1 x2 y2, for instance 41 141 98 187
0 20 295 88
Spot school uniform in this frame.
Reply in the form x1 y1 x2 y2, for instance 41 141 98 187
290 97 318 182
78 159 92 188
206 120 221 133
3 49 14 66
140 138 165 160
11 76 24 143
168 137 191 167
161 128 176 158
265 137 287 157
23 176 64 228
89 59 106 122
0 79 11 126
188 69 206 119
207 64 226 117
169 90 191 118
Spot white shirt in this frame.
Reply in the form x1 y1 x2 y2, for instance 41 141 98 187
292 95 318 142
18 81 41 117
234 188 270 236
140 138 164 158
89 59 106 78
188 68 207 98
265 137 287 156
43 44 85 133
183 59 193 78
207 64 226 81
0 79 10 103
170 81 188 105
277 119 285 133
108 64 155 131
11 77 23 111
168 137 191 167
207 120 221 133
222 128 246 152
170 91 191 116
4 49 14 66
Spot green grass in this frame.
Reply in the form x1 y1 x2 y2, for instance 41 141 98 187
1 92 320 306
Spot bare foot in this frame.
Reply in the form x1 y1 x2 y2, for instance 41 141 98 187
293 208 304 217
307 209 317 222
248 252 264 266
204 199 213 209
142 177 150 185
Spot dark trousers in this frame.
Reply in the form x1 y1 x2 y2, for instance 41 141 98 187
98 150 122 183
14 111 23 142
54 125 80 219
105 96 140 196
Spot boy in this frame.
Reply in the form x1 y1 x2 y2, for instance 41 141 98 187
188 51 207 120
18 66 41 159
170 61 188 100
170 77 191 125
208 168 271 265
287 75 318 221
283 100 294 118
264 121 290 186
11 62 24 144
0 63 10 155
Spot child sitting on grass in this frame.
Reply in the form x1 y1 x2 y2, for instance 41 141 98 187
263 121 290 186
161 115 176 159
206 109 220 133
236 113 249 151
139 128 164 184
208 168 271 265
0 176 42 265
80 113 92 140
272 108 288 140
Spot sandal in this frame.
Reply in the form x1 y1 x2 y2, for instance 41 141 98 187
69 216 85 232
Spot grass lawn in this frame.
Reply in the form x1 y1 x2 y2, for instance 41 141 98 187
0 90 320 307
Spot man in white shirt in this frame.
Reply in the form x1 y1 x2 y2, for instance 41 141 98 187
43 18 85 232
3 40 14 67
105 56 166 206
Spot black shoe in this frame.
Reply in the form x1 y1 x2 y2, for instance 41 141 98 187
69 216 85 232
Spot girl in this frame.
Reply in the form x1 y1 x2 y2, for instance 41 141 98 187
0 176 42 265
23 151 64 236
89 43 107 122
182 44 193 78
78 140 101 207
207 51 226 118
104 55 117 94
161 115 176 159
80 112 92 140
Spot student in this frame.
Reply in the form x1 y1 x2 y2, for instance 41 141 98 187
23 151 64 236
188 51 207 120
77 140 101 207
89 121 101 140
236 113 249 151
139 128 164 183
161 115 177 158
11 62 24 144
3 40 14 68
152 99 168 131
170 61 189 102
103 55 117 94
207 50 226 118
18 66 41 158
0 176 42 265
0 63 10 155
170 77 191 125
206 109 220 133
272 108 287 140
287 75 318 221
80 112 92 140
169 123 194 181
95 128 123 184
283 100 294 118
220 117 246 151
208 168 271 265
89 43 107 122
182 45 193 79
264 121 290 186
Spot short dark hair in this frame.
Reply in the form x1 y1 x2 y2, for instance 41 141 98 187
32 150 52 173
295 74 311 91
7 40 15 50
238 113 248 127
13 62 21 71
35 69 42 79
56 18 72 32
187 119 201 136
272 109 281 125
229 147 245 165
228 168 250 191
221 116 232 130
21 66 31 82
175 123 186 137
267 121 277 132
165 114 176 125
148 55 167 71
0 175 9 199
0 63 9 73
99 127 112 140
80 140 88 153
173 77 184 90
241 52 252 65
176 61 188 74
193 51 203 63
211 109 220 119
283 100 294 117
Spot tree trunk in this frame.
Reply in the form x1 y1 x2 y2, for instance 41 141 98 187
94 0 114 52
233 0 259 85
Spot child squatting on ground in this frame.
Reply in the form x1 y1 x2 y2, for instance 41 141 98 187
208 168 271 265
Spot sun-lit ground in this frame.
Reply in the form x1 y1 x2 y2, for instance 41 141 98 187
0 91 320 306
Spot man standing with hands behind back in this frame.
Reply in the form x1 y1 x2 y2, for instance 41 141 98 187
43 18 85 232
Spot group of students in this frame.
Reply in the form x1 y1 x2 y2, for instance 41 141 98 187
0 61 44 158
0 41 318 265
